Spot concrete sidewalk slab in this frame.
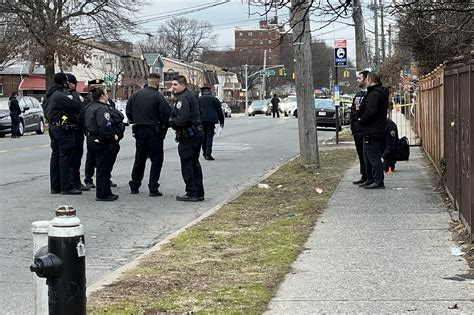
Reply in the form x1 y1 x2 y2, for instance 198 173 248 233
266 149 474 314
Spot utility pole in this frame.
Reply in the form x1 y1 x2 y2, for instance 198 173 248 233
261 49 267 100
380 0 385 62
244 64 249 114
373 0 379 69
352 0 369 70
388 23 392 58
291 0 319 167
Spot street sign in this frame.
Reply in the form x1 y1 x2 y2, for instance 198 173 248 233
261 70 275 76
104 76 113 82
338 81 350 87
334 39 347 67
334 85 340 99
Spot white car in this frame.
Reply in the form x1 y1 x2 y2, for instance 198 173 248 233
280 96 297 116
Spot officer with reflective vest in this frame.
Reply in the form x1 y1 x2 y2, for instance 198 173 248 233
84 86 124 201
169 75 204 202
43 72 82 195
126 73 171 196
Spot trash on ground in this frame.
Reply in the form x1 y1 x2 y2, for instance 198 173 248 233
315 188 323 194
451 247 464 256
277 185 283 188
448 303 458 309
258 183 270 189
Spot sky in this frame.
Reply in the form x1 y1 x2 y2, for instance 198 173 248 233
132 0 398 66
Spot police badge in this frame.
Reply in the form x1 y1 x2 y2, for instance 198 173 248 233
104 112 111 120
176 101 182 109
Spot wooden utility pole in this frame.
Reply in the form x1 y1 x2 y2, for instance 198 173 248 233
388 24 392 58
373 0 379 68
290 0 319 167
352 0 370 70
380 0 385 62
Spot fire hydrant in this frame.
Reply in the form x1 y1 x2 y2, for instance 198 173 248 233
30 206 86 315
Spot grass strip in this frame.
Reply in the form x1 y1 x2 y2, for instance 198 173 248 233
88 149 356 314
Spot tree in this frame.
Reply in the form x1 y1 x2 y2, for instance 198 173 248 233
0 0 140 89
144 17 216 61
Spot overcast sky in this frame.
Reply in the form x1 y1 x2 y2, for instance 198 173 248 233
133 0 397 65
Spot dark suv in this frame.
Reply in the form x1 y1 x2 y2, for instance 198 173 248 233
0 96 45 137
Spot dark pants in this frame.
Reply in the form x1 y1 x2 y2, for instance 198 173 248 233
353 134 366 180
49 125 75 192
178 132 204 198
84 148 96 185
201 122 215 158
272 109 280 118
88 140 114 199
72 130 85 188
383 158 396 172
10 113 20 136
129 126 165 193
363 136 384 184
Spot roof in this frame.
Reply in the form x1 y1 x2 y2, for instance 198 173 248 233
143 53 164 67
18 74 87 92
191 61 236 76
0 61 46 75
162 57 203 72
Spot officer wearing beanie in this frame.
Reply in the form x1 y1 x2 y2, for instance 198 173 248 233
42 72 82 195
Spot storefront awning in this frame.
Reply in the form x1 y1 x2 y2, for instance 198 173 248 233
19 74 88 92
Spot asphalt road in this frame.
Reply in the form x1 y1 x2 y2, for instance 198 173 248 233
0 115 335 314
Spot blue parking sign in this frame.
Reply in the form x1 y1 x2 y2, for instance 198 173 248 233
334 47 347 67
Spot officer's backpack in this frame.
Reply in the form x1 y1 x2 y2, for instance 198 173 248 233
396 136 410 161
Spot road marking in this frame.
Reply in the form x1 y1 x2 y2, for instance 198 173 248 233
0 144 49 154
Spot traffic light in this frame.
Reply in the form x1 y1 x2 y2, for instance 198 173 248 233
279 68 284 76
283 68 287 76
292 72 295 80
343 70 350 78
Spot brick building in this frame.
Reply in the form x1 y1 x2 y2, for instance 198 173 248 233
234 17 291 65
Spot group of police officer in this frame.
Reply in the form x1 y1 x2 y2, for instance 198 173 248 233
350 71 398 190
43 72 224 202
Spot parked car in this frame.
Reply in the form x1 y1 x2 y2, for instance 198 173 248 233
280 96 297 116
248 100 270 116
221 102 232 118
0 96 45 137
287 98 343 130
114 99 128 125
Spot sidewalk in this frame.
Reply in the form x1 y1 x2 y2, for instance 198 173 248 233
267 148 474 313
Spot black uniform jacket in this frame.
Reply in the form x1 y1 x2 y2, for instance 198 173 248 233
85 101 124 144
349 90 366 135
199 91 224 124
8 98 21 115
358 84 389 137
382 118 399 160
271 96 280 111
43 84 81 124
126 86 171 126
169 88 201 130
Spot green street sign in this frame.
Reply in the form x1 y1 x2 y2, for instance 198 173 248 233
261 70 276 76
104 76 113 82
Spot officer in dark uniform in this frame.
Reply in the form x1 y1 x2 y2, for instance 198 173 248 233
65 73 90 191
83 79 118 189
350 70 368 185
43 72 82 194
270 94 280 118
8 92 21 138
199 85 224 161
358 72 389 189
84 86 124 201
381 117 398 172
126 73 171 196
169 75 204 202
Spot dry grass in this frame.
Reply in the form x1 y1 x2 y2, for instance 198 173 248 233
88 149 356 314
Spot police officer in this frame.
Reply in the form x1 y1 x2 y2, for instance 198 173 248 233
199 85 224 161
169 75 204 202
43 72 82 195
65 73 90 191
270 94 280 118
84 86 124 201
8 92 21 138
126 73 171 196
83 79 118 189
350 70 369 185
381 117 399 172
358 72 389 189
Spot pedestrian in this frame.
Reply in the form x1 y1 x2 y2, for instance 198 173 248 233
42 72 82 195
83 79 118 189
126 73 171 196
270 94 280 118
65 73 90 191
169 75 204 202
357 72 389 189
350 70 369 185
199 85 224 161
84 86 124 201
8 92 21 138
381 117 398 172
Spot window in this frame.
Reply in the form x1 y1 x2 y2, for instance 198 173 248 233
259 31 263 36
268 40 272 44
248 31 253 36
260 40 263 45
164 71 179 81
239 32 243 36
0 84 3 96
249 40 253 45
